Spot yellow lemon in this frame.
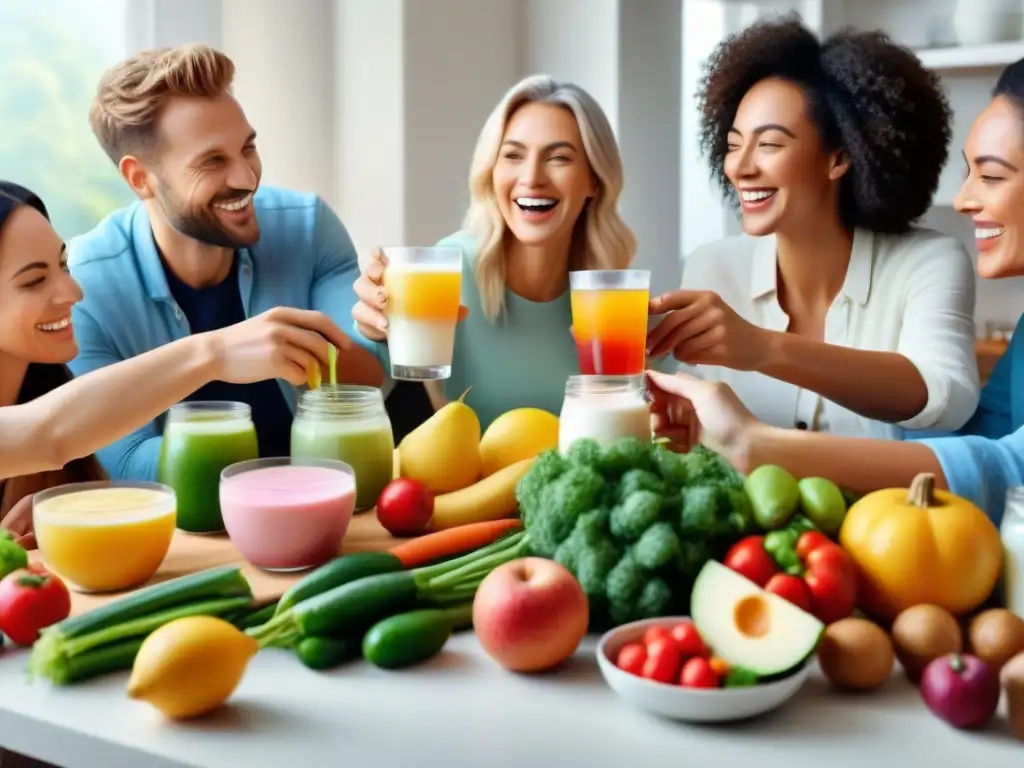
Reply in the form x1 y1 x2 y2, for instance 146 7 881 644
479 408 559 477
127 616 259 720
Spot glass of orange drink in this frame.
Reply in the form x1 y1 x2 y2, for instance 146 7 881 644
33 481 177 593
570 269 651 375
383 246 463 380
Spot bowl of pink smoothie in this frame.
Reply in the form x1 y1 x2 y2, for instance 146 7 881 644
219 457 356 571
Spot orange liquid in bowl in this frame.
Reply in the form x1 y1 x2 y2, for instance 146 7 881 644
34 486 177 593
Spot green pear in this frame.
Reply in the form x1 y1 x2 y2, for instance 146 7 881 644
797 477 847 537
744 464 800 530
398 389 482 493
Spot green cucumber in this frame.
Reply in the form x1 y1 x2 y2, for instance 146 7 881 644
47 565 251 641
362 603 473 670
289 571 420 638
236 602 279 630
275 551 404 616
295 635 361 670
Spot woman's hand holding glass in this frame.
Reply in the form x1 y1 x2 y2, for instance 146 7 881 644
647 290 770 370
353 248 469 342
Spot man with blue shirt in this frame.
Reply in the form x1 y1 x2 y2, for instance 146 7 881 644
67 43 383 481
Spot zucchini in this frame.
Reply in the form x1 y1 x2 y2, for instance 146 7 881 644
293 570 419 638
362 603 473 669
275 552 404 616
295 635 361 670
47 565 251 641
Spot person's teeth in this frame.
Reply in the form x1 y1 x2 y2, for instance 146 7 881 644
976 227 1005 240
214 193 253 211
37 317 70 332
740 190 776 202
516 197 558 208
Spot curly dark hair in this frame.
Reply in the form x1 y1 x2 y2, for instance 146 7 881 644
697 14 952 234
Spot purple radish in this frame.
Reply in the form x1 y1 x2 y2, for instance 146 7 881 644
920 653 1000 729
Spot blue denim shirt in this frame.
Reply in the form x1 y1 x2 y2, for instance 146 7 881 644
915 313 1024 525
66 186 362 481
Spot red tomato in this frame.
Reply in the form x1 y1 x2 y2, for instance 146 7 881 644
723 536 778 587
615 642 647 676
765 573 812 613
0 565 71 646
669 620 708 658
641 626 675 648
641 636 681 684
679 656 720 688
800 540 857 624
376 479 434 536
794 530 832 561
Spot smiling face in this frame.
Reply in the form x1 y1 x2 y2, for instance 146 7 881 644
128 94 262 248
492 101 597 248
0 205 83 365
724 78 848 237
954 96 1024 279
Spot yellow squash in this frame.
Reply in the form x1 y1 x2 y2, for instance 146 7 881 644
427 457 535 530
127 616 259 720
839 472 1002 621
479 408 559 477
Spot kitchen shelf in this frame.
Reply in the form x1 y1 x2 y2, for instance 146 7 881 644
915 41 1024 72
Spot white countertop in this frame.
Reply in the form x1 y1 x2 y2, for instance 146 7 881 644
0 632 1021 768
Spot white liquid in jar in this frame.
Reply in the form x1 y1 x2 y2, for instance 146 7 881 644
1001 498 1024 619
558 391 651 453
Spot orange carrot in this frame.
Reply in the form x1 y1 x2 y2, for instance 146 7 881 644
709 656 730 676
388 518 524 569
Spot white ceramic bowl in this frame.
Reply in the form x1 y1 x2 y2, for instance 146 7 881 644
596 616 810 722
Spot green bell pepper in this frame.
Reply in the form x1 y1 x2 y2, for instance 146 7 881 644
762 515 818 576
0 530 29 580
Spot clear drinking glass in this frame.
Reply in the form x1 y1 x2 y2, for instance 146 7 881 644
569 269 651 375
382 246 463 380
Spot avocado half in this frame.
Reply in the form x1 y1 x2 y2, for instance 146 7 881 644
690 560 825 678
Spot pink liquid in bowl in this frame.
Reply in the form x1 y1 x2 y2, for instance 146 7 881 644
219 464 356 571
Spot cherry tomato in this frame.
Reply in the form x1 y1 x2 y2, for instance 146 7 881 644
641 636 682 684
765 573 813 614
679 656 720 688
794 530 833 561
669 620 708 658
642 626 675 648
0 564 71 646
723 536 779 587
615 642 647 676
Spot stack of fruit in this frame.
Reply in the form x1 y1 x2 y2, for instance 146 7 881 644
375 396 559 535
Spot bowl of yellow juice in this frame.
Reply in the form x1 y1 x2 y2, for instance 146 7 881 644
33 481 177 593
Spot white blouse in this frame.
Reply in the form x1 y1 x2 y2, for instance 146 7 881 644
676 227 981 439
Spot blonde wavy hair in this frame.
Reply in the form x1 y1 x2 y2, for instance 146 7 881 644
463 75 636 321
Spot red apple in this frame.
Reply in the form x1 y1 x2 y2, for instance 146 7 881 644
472 557 588 672
376 478 434 536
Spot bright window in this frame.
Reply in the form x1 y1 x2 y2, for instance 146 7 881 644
0 0 136 239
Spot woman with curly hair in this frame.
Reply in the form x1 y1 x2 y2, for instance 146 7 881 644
647 15 979 440
351 75 636 430
644 56 1024 525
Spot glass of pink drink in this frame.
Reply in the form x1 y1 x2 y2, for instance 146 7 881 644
219 457 356 572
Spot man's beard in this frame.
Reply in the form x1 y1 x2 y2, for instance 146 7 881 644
156 182 259 249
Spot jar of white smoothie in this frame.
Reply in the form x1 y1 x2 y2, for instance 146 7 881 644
558 374 651 454
1002 487 1024 618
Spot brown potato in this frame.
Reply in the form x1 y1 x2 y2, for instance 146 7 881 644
817 618 894 692
969 609 1024 674
890 604 963 683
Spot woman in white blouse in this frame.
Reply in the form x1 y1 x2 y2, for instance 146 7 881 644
648 16 979 439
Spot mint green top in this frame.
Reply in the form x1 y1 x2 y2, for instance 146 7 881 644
354 230 580 429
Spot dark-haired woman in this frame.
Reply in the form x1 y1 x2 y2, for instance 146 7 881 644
645 56 1024 526
648 15 979 440
0 181 353 543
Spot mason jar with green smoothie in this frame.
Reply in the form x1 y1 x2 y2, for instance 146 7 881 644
158 401 259 533
291 385 395 512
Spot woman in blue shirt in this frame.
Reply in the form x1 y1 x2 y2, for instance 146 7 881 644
645 57 1024 526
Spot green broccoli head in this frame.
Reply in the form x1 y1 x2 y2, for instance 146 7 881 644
565 438 602 469
650 444 691 486
679 484 748 539
616 468 666 503
597 437 654 477
523 465 605 557
606 552 646 624
574 537 622 601
632 522 681 570
686 444 744 486
516 449 567 521
609 490 661 541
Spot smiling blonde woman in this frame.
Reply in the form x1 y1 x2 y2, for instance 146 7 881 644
352 74 636 429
